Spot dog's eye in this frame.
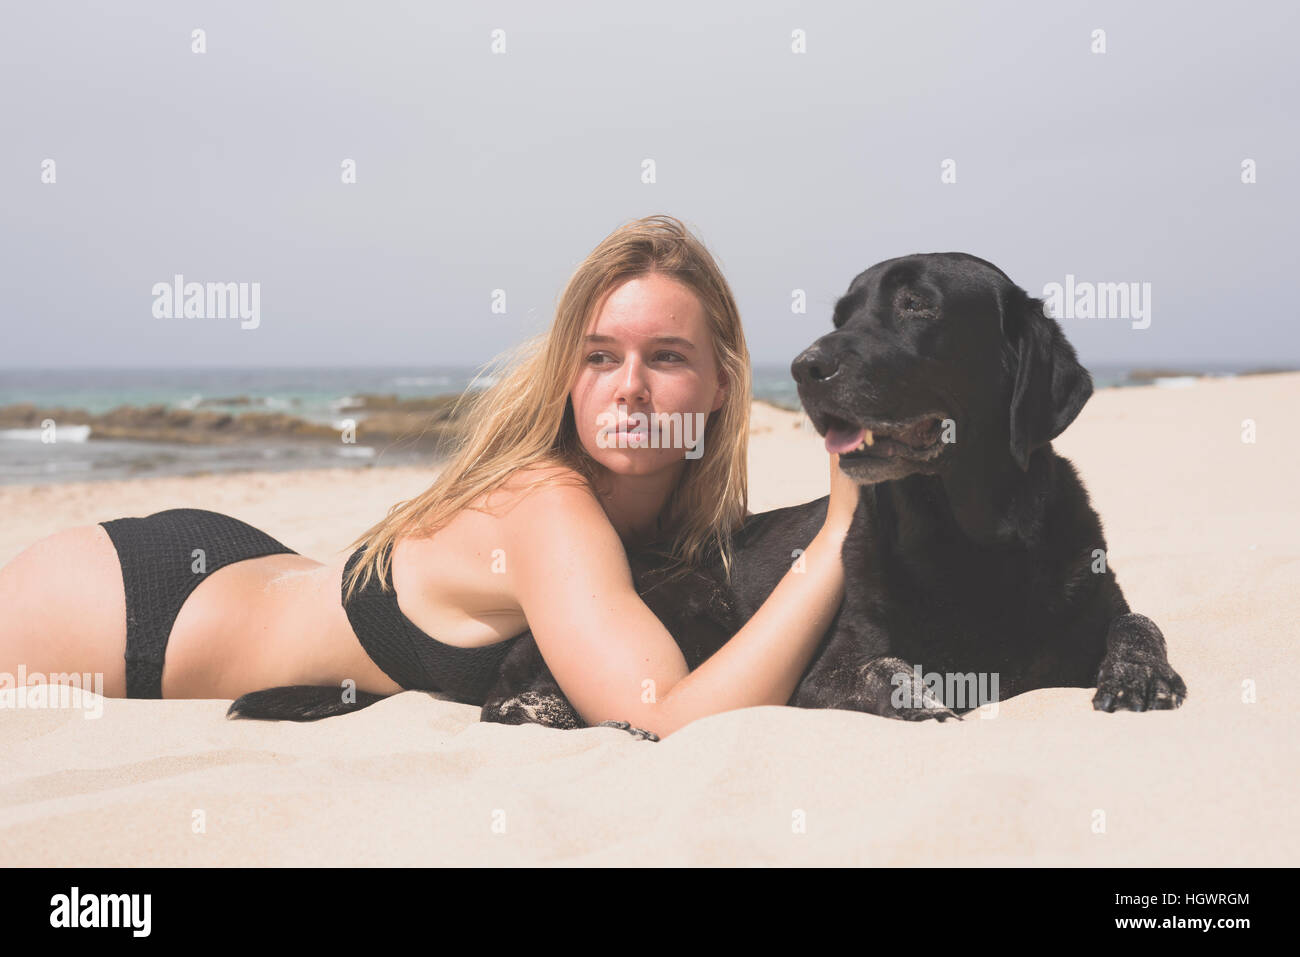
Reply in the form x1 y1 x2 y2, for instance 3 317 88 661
895 289 937 318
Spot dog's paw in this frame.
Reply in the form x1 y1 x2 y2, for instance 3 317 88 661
892 696 962 723
894 701 962 722
860 657 962 722
483 690 584 729
1093 657 1187 712
596 719 660 742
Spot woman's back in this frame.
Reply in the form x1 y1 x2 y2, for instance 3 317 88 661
175 464 575 699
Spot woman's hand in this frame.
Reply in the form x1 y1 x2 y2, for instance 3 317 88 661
823 452 861 537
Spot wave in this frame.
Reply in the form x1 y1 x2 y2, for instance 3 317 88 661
0 425 92 443
391 376 450 387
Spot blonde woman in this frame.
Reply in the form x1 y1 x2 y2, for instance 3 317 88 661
0 215 858 740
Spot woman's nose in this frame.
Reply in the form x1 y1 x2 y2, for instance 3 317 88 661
615 356 650 404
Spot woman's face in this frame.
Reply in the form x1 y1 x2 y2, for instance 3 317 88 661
570 273 728 477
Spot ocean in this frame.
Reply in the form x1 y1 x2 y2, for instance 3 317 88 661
0 363 1278 485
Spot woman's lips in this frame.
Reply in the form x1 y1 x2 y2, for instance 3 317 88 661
603 425 650 445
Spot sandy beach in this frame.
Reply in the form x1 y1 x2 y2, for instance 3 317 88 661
1 376 1296 866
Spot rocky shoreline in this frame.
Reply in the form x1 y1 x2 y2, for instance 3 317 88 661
0 391 479 449
2 368 1293 449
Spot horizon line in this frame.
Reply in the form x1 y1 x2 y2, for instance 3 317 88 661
2 360 1297 372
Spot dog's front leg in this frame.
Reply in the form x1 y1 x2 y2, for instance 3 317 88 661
1092 612 1187 712
480 634 586 730
791 625 960 722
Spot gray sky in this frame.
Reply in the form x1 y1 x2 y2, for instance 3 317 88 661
2 0 1296 369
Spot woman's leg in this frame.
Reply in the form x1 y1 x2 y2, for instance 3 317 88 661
0 524 129 698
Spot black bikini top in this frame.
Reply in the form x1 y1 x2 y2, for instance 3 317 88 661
341 542 521 704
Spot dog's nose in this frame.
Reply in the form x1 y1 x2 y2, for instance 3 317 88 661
791 345 840 385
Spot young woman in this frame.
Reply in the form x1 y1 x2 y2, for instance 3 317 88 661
0 215 858 739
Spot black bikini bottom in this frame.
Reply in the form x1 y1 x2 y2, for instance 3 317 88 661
98 508 297 698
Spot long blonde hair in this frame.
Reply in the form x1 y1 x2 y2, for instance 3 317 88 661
342 214 752 602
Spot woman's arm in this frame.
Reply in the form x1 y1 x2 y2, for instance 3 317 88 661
504 456 859 739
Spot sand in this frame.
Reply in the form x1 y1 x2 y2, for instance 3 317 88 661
1 377 1297 865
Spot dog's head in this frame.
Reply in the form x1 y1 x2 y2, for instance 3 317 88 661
791 252 1093 483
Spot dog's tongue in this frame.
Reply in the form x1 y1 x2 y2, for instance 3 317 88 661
825 423 866 454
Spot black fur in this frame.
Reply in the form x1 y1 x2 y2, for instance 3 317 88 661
226 685 389 722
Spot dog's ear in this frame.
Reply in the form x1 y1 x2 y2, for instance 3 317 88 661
1004 290 1093 471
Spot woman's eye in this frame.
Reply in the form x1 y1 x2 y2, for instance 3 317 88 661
586 352 684 365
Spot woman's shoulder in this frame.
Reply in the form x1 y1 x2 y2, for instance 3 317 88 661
504 462 586 488
472 463 597 517
489 463 587 500
492 468 630 584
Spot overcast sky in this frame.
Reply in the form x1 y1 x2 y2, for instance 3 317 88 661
1 0 1295 370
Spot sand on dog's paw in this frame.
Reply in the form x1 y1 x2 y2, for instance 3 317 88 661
596 719 660 742
1093 657 1187 712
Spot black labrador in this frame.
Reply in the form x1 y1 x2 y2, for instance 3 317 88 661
476 252 1187 737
